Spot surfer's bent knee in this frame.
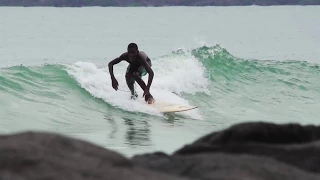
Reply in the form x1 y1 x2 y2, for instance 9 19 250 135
125 73 133 78
133 71 141 77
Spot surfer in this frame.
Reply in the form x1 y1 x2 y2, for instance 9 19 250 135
108 43 155 104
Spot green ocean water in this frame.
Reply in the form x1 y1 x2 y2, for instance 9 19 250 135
1 6 319 157
1 45 320 153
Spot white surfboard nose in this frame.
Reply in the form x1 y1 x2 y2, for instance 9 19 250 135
148 101 198 113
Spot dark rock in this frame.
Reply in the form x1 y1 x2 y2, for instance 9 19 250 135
184 122 320 145
0 131 188 180
132 122 320 179
174 141 320 173
133 152 320 180
173 122 320 173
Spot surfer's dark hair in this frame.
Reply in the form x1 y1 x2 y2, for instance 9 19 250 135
128 43 138 50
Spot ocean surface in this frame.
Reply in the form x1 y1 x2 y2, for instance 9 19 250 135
0 6 319 157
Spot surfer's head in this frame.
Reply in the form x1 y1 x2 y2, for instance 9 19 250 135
127 43 139 61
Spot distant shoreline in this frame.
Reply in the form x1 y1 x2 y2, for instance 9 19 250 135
0 0 319 7
1 5 320 7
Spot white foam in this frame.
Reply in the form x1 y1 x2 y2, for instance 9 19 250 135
64 52 209 119
150 51 210 95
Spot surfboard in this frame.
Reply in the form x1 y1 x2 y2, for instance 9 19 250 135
148 101 198 113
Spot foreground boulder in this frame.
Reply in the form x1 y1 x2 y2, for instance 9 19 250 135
132 122 320 180
0 132 187 180
174 122 320 173
179 122 320 145
133 151 320 180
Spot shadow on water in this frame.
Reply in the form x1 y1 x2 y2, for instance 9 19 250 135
162 113 182 124
123 117 151 147
102 109 195 150
163 112 199 124
103 111 154 148
104 116 118 140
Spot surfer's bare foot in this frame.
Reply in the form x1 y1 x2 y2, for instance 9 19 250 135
130 91 138 100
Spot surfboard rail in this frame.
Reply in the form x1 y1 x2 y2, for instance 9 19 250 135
148 101 198 113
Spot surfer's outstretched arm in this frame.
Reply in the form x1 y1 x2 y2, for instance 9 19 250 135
108 53 126 90
108 53 126 79
140 57 154 92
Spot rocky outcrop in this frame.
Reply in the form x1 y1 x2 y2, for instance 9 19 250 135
0 0 319 6
1 122 320 180
0 132 187 180
132 122 320 180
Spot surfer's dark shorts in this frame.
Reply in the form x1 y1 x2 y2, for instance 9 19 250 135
126 60 151 77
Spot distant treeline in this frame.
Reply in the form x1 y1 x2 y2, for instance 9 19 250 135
0 0 319 7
